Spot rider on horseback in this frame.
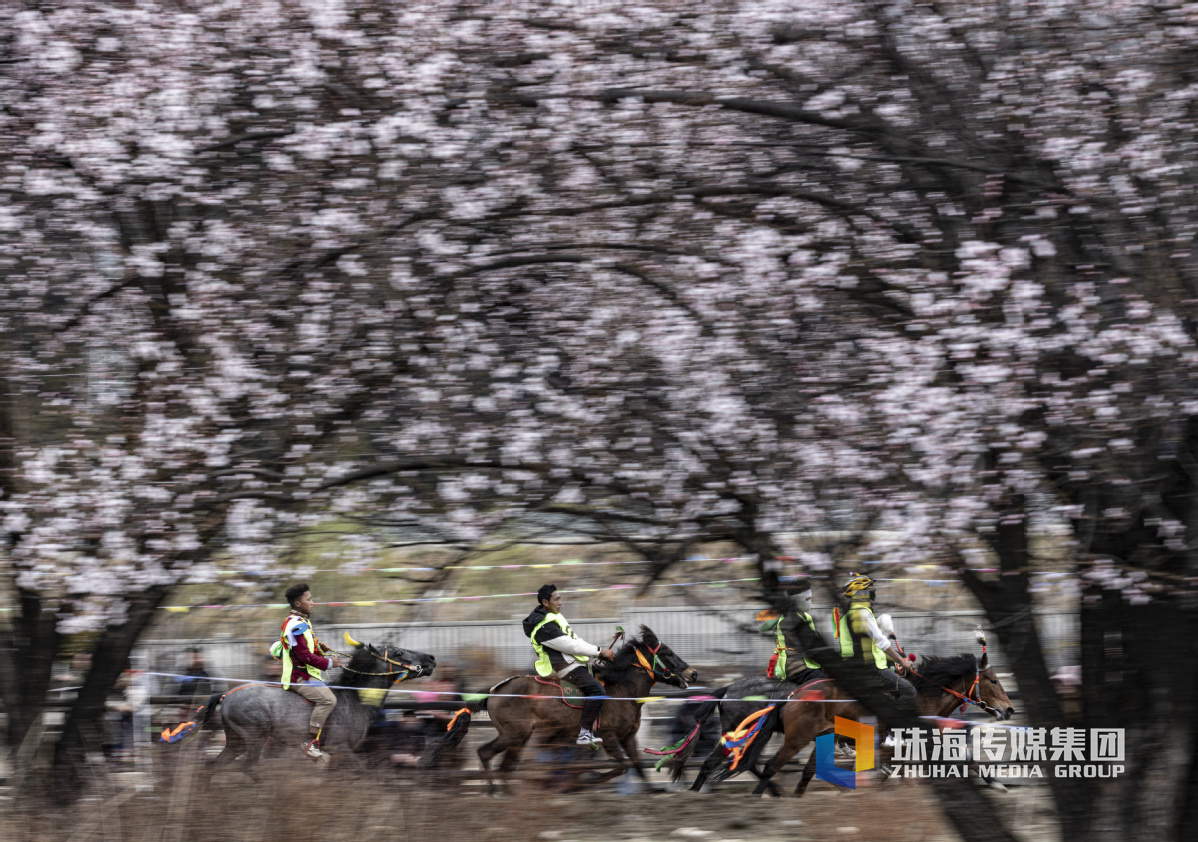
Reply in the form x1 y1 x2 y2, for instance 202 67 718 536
280 583 343 760
768 576 829 687
836 574 916 705
522 584 614 748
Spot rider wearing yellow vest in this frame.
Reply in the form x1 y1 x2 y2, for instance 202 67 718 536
836 574 916 703
769 578 828 686
279 583 343 760
522 584 614 747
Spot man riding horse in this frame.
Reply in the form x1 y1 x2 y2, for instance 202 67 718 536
768 576 829 686
278 582 343 760
522 583 614 747
837 573 917 707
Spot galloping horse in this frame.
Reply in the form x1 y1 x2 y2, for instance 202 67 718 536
423 626 697 788
745 650 1014 796
183 634 435 776
686 649 1013 795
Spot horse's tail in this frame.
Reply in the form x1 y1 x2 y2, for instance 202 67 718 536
664 686 728 782
709 702 781 785
160 690 225 746
418 695 487 769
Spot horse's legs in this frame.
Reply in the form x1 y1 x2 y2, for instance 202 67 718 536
204 727 247 784
618 733 652 785
795 748 818 796
690 745 727 792
748 765 782 797
594 738 632 783
479 721 532 794
753 719 823 797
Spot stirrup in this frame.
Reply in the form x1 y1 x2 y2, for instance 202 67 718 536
304 738 327 760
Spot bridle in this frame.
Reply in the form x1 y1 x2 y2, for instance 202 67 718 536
892 626 1003 719
630 641 685 685
336 633 423 682
908 654 1003 718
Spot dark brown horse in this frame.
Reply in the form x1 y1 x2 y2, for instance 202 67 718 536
422 626 697 789
740 650 1014 796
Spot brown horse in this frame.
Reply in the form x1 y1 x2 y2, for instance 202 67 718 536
738 651 1014 796
422 626 697 789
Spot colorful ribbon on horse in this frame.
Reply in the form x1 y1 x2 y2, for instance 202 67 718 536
160 720 197 743
644 721 702 771
719 704 776 771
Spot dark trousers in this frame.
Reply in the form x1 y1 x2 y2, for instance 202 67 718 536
877 669 917 702
563 667 605 732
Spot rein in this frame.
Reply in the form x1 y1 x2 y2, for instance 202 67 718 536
892 627 1000 718
906 657 1000 717
333 647 420 681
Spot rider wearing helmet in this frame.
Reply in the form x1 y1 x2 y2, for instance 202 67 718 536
522 584 615 747
768 576 829 687
836 574 916 703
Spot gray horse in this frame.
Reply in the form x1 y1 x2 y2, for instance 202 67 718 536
188 633 436 775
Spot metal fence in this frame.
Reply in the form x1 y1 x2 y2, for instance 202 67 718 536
136 605 1081 696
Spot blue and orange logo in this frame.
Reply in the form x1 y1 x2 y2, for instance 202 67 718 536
815 716 875 789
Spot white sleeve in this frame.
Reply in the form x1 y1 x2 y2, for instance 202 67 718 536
543 635 601 658
860 612 894 653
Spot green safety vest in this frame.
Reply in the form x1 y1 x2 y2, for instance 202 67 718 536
772 611 821 680
530 612 591 677
278 614 325 690
838 604 889 669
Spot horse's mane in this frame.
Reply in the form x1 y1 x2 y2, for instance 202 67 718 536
911 653 979 690
594 626 657 683
333 644 385 690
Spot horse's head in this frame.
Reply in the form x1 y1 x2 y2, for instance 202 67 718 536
912 652 1011 719
343 633 437 680
633 626 698 690
976 650 1014 720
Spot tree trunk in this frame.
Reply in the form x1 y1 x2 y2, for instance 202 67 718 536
51 584 171 797
0 590 61 754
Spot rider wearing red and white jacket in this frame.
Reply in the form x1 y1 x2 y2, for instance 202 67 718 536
279 583 342 760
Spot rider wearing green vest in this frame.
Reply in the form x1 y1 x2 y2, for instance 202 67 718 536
278 582 343 760
521 584 614 747
836 574 916 703
769 577 828 686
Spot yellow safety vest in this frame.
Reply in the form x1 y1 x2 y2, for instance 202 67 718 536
279 614 325 690
772 611 821 680
530 612 590 677
838 604 889 669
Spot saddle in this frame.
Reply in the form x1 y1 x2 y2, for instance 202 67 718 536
532 675 588 709
787 677 834 702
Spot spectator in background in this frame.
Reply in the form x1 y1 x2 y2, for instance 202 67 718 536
390 711 428 767
175 648 212 701
103 669 140 763
418 662 463 725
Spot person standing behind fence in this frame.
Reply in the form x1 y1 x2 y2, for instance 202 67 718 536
278 582 342 760
175 647 212 701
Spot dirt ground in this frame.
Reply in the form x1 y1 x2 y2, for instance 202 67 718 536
1 755 1060 842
